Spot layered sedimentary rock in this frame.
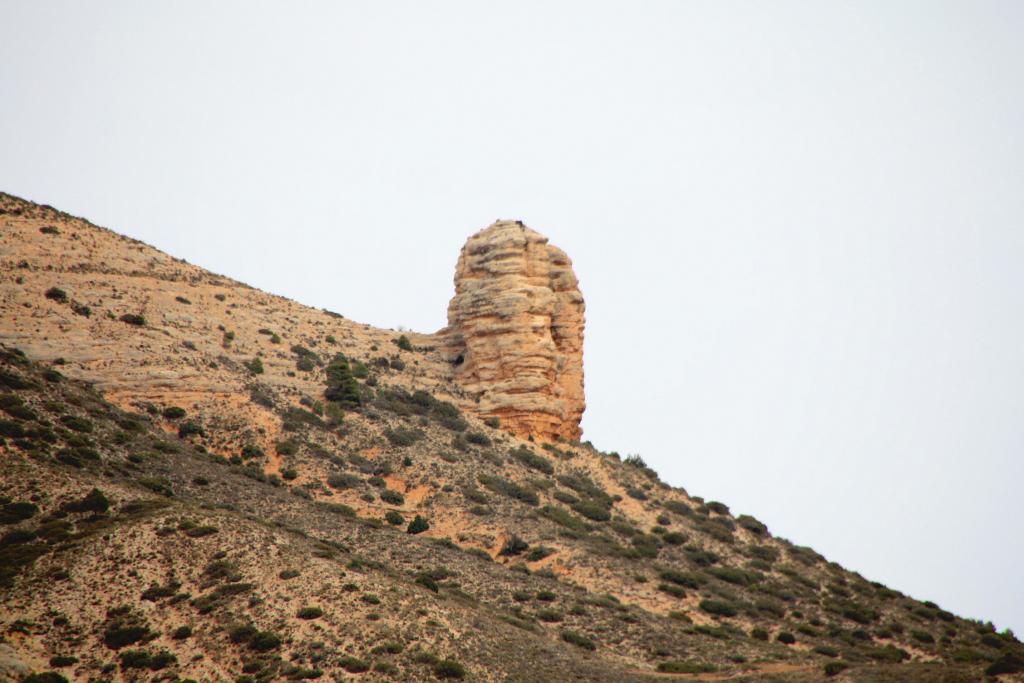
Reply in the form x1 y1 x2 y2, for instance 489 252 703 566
440 221 585 441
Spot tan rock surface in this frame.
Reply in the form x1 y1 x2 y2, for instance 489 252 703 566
439 220 585 441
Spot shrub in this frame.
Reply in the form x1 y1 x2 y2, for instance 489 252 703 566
59 415 93 433
415 573 439 592
986 654 1024 676
706 501 730 515
0 501 38 524
814 645 840 658
338 656 370 673
824 662 849 677
103 623 153 649
171 625 192 640
119 649 176 670
465 431 490 446
657 661 716 674
62 488 109 513
699 599 738 618
324 354 361 408
297 607 323 619
394 335 414 351
751 627 769 641
560 629 596 651
249 630 282 652
407 515 430 534
499 535 529 556
510 446 554 475
661 531 687 545
327 472 361 489
658 583 686 598
119 313 146 326
162 406 186 420
484 417 500 428
175 295 191 304
659 570 701 588
527 546 555 562
385 510 404 526
385 427 423 447
244 357 264 375
571 500 610 522
48 656 77 667
737 514 768 535
433 659 466 679
777 632 796 645
45 287 68 302
478 474 538 506
21 674 69 683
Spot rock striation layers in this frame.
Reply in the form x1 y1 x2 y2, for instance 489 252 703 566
440 221 585 441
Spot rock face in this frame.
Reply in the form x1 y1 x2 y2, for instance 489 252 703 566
441 221 585 441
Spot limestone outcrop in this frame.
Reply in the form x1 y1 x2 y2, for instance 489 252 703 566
440 221 585 441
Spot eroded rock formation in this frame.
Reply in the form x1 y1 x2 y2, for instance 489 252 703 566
440 221 585 441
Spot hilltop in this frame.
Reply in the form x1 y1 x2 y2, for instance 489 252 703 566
1 191 1021 682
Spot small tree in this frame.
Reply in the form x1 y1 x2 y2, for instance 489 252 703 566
324 354 361 408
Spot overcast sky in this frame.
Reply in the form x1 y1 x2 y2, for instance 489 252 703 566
2 1 1022 633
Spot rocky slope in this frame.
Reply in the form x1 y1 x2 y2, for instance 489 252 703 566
1 192 1022 682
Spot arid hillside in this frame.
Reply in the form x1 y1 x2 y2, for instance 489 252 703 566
1 192 1022 682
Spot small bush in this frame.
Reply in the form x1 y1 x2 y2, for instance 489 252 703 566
45 287 68 302
249 630 282 652
119 313 146 326
407 515 430 535
394 335 414 352
48 655 78 667
824 661 850 677
657 661 716 674
162 406 186 420
777 631 796 644
560 629 596 651
385 510 404 526
700 599 738 618
244 357 264 375
297 606 323 619
62 488 109 514
171 625 192 640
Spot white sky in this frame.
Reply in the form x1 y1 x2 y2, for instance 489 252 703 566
2 1 1022 633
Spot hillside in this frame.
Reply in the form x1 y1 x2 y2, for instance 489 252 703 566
1 191 1021 682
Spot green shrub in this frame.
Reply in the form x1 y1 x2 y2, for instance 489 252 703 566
657 661 716 674
415 573 439 592
324 354 361 408
478 474 538 506
177 421 204 438
824 662 849 677
0 501 39 525
510 446 554 475
737 514 768 535
45 287 68 302
248 630 282 652
659 570 701 588
22 673 70 683
433 659 465 679
560 629 596 651
465 431 490 446
571 500 611 522
385 510 404 526
814 645 839 658
118 649 176 670
777 632 796 644
499 535 529 556
244 357 264 375
385 427 424 447
171 625 192 640
297 607 323 619
986 654 1024 676
162 406 186 419
338 656 369 673
407 515 430 534
59 415 93 433
119 313 146 326
394 335 414 352
699 599 738 618
47 655 77 667
751 627 769 641
102 623 153 649
62 488 109 514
